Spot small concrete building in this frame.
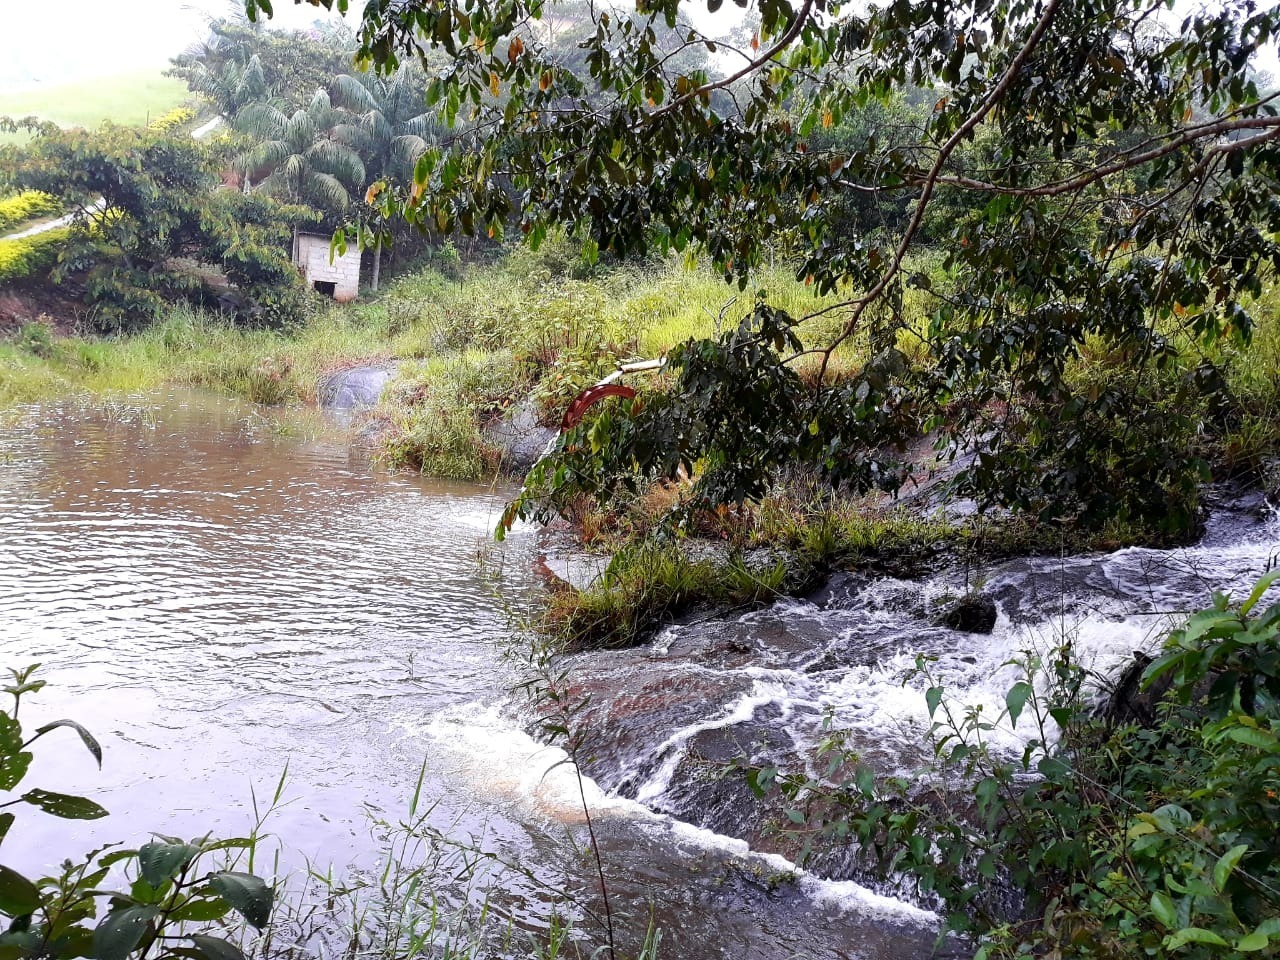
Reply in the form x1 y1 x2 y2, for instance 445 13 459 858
293 232 361 302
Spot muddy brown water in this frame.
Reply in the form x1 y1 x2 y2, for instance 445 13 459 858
0 392 942 960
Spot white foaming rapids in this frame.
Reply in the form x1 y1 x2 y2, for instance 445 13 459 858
632 681 796 805
410 704 935 925
662 817 937 925
412 704 647 824
613 502 1277 796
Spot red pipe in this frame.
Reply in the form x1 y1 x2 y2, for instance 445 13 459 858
560 383 637 431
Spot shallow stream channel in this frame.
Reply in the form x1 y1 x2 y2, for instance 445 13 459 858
1 390 1276 959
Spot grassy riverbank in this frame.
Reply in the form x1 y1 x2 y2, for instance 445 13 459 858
0 239 848 448
3 240 1279 649
9 240 1276 471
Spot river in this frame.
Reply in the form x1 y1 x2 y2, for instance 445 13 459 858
0 392 944 960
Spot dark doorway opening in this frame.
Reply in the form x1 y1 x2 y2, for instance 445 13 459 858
313 280 337 298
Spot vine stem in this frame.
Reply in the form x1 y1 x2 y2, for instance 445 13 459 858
570 753 617 960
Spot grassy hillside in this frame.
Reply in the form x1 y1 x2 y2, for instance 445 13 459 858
0 70 188 144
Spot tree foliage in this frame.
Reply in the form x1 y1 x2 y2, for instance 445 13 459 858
1 125 312 329
235 90 367 214
253 0 1280 531
330 66 438 187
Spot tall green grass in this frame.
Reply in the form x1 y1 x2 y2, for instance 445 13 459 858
377 350 526 479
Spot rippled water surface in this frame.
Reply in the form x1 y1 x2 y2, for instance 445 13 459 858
0 393 943 960
0 394 544 863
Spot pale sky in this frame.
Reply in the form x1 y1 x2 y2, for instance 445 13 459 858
0 0 1273 91
0 0 361 90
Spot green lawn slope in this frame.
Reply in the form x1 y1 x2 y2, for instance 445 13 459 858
0 70 188 143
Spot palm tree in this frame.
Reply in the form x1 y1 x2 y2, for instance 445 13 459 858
329 66 437 185
234 90 366 216
330 66 438 289
169 7 270 123
183 54 270 123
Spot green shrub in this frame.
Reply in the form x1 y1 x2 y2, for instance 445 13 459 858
15 320 58 359
0 191 61 234
0 227 67 283
378 350 525 479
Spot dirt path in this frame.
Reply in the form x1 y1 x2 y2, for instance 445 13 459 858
0 198 103 241
0 114 222 242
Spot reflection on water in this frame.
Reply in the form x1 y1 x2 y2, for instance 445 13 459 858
0 392 941 960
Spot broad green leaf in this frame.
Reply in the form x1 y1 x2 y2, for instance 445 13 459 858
0 753 31 792
0 930 42 959
3 682 45 699
1240 569 1280 615
0 716 22 756
1256 918 1280 937
21 790 107 820
97 849 138 869
138 843 199 888
208 872 272 930
1142 651 1184 688
189 936 245 960
974 777 999 811
93 906 159 960
47 925 94 959
1180 609 1239 646
1213 844 1248 892
1005 682 1032 728
129 876 167 906
0 865 40 917
1227 727 1277 750
1037 756 1069 779
197 838 253 854
33 721 102 769
0 814 12 846
925 686 942 718
168 898 231 924
1166 927 1230 949
1150 891 1177 929
854 766 874 796
1152 803 1192 831
1237 931 1269 952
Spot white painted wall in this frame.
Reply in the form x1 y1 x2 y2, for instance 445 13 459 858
294 233 360 303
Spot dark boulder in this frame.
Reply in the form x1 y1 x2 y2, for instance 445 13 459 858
1099 652 1159 726
939 593 998 634
484 399 558 471
320 364 394 409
